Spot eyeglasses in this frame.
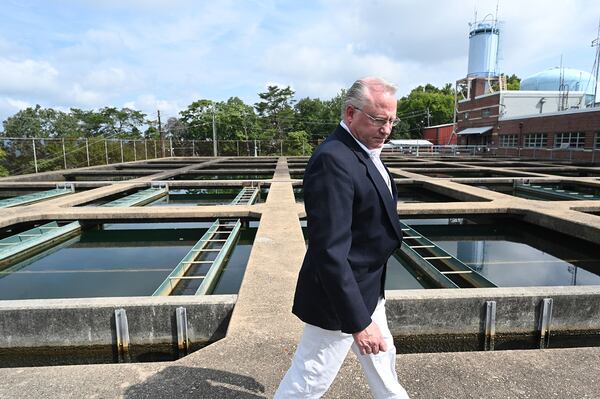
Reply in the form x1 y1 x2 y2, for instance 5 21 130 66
353 107 400 127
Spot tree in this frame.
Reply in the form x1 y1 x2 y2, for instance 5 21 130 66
395 84 454 139
506 74 521 90
2 105 80 137
70 108 108 137
293 97 338 141
254 85 295 139
162 117 187 140
0 147 10 176
179 99 215 140
97 107 147 138
217 97 259 141
70 107 147 138
285 130 312 155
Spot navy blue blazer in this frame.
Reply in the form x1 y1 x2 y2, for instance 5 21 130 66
292 125 403 334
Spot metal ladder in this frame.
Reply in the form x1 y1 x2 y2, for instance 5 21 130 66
514 182 600 201
0 183 75 208
0 221 81 268
397 222 496 288
152 218 241 296
230 186 259 205
101 183 169 207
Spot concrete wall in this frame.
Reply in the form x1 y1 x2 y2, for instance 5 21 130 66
386 286 600 337
500 91 586 119
0 295 236 349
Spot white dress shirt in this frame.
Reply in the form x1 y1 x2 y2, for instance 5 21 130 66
340 121 393 198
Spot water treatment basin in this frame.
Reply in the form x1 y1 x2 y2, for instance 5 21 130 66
0 220 257 300
470 182 600 201
391 216 600 289
146 187 268 206
294 184 487 203
169 172 274 180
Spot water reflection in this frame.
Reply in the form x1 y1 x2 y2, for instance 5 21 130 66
409 218 600 287
0 222 256 299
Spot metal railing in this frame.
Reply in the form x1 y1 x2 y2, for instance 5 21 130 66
0 137 319 176
490 146 600 163
384 145 489 156
2 137 598 176
387 145 600 163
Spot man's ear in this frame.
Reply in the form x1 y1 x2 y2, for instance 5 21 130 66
345 106 355 123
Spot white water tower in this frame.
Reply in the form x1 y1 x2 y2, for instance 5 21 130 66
467 15 500 78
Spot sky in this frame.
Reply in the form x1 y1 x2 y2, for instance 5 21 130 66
0 0 599 127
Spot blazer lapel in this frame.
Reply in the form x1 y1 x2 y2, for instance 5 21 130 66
334 127 403 241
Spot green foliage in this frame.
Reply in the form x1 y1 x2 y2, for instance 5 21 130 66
255 85 295 139
96 107 147 138
293 92 342 140
2 105 80 137
179 99 214 140
179 97 260 142
0 147 9 176
395 84 454 139
2 106 148 139
506 74 521 90
218 97 259 141
0 80 465 170
285 130 312 156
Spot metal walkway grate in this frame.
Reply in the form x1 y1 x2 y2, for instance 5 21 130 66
397 222 497 288
230 186 259 205
0 221 81 268
0 183 75 208
152 218 242 296
101 183 168 207
514 182 600 201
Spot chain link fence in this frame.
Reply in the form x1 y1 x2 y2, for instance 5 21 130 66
0 137 320 176
2 137 597 176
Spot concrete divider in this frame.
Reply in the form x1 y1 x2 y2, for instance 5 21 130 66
386 286 600 351
0 295 236 349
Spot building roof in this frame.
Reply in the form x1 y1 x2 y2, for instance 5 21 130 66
388 139 433 146
457 126 493 135
423 123 454 129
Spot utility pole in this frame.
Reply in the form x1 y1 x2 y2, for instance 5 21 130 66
426 107 431 127
592 18 600 107
158 110 164 157
211 104 218 157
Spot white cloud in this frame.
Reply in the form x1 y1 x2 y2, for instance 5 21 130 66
0 58 59 95
84 67 128 89
67 84 105 107
5 98 31 110
123 94 190 120
2 0 600 130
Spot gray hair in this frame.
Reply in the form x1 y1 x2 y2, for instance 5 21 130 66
341 77 397 119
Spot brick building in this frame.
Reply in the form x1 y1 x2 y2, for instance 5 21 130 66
453 76 599 162
422 123 456 145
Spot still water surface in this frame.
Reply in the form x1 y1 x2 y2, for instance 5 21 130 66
0 221 255 300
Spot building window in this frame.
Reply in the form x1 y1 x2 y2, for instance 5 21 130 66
499 135 517 147
554 132 585 149
482 108 492 118
463 112 470 120
595 133 600 149
523 133 547 148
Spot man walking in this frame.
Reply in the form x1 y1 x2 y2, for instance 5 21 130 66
275 77 410 398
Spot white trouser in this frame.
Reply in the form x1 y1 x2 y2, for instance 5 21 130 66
275 298 410 399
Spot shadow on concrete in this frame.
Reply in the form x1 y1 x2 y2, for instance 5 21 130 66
124 366 266 398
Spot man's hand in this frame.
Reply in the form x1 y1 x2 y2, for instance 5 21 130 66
352 321 387 355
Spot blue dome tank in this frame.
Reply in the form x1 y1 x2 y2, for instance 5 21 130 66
521 67 596 105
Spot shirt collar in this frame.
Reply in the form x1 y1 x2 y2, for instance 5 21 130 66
339 121 383 159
